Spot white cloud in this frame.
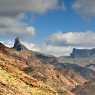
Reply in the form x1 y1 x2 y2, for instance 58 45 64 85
0 0 65 43
19 31 95 57
40 45 73 56
21 41 73 56
0 0 65 16
47 31 95 47
0 16 36 41
21 41 40 52
73 0 95 18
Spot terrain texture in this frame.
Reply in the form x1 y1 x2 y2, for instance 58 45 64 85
0 39 95 95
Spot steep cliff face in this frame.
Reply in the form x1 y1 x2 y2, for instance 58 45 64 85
71 48 95 58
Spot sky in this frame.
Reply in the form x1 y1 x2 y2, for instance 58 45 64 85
0 0 95 56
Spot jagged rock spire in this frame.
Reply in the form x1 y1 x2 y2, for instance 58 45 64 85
13 37 27 51
13 37 22 51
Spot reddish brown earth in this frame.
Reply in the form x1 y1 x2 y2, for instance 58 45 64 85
0 42 94 95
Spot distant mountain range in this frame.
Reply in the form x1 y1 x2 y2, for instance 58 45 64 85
0 38 95 95
71 48 95 58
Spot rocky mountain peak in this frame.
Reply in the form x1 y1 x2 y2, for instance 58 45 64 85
13 37 27 51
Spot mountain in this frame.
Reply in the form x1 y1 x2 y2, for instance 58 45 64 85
71 48 95 58
33 52 95 80
0 43 55 95
13 37 27 51
0 40 95 95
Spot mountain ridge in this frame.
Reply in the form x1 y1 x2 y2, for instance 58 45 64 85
0 40 95 95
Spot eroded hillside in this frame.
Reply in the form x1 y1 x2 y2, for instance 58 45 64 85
0 41 95 95
0 43 56 95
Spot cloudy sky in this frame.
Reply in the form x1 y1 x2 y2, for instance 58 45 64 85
0 0 95 56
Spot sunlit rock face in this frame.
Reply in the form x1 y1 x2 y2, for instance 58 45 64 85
71 48 95 58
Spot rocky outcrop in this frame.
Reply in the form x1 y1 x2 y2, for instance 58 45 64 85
13 37 27 51
71 48 95 58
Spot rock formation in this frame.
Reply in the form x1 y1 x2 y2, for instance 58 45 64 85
71 48 95 58
13 37 27 51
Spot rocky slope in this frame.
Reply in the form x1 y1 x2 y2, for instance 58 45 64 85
72 81 95 95
0 43 56 95
0 39 95 95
